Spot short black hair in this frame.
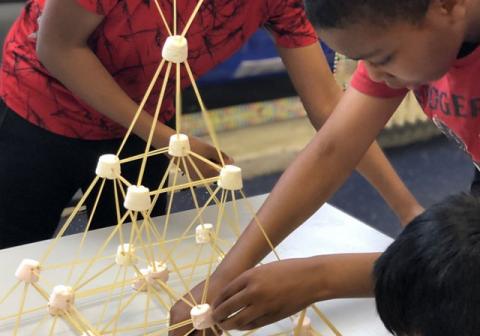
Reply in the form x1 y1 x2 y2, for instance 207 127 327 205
305 0 432 29
374 193 480 336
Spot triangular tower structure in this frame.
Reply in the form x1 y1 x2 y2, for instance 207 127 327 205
0 1 342 335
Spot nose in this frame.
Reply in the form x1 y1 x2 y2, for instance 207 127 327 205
364 62 393 83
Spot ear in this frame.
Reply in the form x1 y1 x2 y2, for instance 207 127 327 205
435 0 466 18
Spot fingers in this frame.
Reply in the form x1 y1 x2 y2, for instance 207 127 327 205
217 305 259 330
212 274 247 310
240 313 280 331
212 289 250 326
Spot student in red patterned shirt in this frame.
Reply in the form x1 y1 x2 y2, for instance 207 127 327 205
183 0 480 333
0 0 422 250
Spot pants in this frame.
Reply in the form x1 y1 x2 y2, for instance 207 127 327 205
0 100 170 249
471 168 480 197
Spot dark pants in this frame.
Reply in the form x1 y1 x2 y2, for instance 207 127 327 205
471 168 480 197
0 100 170 249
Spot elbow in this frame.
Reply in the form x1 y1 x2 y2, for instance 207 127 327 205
36 38 54 68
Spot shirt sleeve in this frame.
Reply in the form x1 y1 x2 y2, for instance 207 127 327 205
265 0 318 48
75 0 118 15
350 61 408 98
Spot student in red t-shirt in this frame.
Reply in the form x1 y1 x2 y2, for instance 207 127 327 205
178 0 480 333
0 0 422 250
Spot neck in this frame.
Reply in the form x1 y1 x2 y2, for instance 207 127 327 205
464 0 480 42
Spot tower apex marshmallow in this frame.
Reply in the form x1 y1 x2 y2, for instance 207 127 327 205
162 35 188 63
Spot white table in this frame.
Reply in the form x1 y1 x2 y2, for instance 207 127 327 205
0 194 393 335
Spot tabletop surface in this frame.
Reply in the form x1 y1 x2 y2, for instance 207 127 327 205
0 194 393 336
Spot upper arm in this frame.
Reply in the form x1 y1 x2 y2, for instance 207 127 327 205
277 43 341 128
37 0 104 55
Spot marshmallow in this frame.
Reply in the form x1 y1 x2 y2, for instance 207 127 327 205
190 304 214 330
15 259 41 283
148 261 169 283
132 268 150 292
291 316 313 336
218 165 243 191
48 285 75 316
115 244 138 266
168 134 191 157
95 154 121 179
162 35 188 63
124 185 151 211
195 224 214 244
132 262 169 292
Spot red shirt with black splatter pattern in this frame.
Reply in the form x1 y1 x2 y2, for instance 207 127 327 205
0 0 317 139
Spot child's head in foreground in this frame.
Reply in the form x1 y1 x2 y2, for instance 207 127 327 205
305 0 475 89
374 193 480 336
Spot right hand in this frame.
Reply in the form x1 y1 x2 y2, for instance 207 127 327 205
169 274 225 336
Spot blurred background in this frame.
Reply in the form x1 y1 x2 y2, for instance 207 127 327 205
1 0 474 238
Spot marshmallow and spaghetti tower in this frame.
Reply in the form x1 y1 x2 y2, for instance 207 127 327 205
0 1 341 335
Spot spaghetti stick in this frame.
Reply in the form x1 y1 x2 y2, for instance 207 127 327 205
181 0 205 37
117 59 166 155
137 61 173 186
184 61 225 166
13 283 29 336
311 304 342 336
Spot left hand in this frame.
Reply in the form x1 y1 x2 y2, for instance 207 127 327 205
211 258 321 331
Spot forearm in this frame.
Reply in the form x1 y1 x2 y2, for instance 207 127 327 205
216 91 398 279
302 85 421 226
279 45 422 226
356 143 424 226
37 45 174 148
317 253 379 300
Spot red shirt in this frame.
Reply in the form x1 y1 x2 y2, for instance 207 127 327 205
0 0 317 139
351 52 480 166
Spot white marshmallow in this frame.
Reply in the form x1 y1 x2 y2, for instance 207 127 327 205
195 224 214 244
291 316 313 336
124 185 151 211
95 154 121 179
190 304 214 330
15 259 40 283
48 285 75 316
162 35 188 63
132 268 150 292
218 165 243 191
168 134 191 157
115 244 138 266
132 262 169 292
148 261 169 283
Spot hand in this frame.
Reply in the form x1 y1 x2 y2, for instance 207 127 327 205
169 275 225 336
211 258 321 331
186 137 234 179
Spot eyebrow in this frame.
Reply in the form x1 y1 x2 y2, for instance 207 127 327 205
349 48 383 61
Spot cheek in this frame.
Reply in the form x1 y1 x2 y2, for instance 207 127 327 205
387 48 451 83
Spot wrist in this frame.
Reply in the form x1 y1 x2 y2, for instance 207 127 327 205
397 203 424 227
